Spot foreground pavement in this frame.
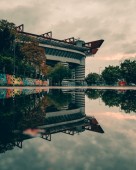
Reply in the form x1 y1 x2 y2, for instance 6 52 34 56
0 86 136 90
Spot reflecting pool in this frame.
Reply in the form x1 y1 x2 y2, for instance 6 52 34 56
0 88 136 170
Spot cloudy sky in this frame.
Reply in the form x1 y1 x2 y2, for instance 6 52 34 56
1 0 136 73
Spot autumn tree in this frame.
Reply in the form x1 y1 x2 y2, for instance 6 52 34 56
20 41 46 76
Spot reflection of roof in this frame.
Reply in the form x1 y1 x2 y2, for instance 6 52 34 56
0 115 104 154
37 115 104 134
45 108 83 117
85 116 104 133
40 116 104 135
39 112 85 128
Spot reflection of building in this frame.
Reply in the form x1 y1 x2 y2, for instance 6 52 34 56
0 89 104 154
38 90 103 141
44 89 85 127
0 115 104 153
40 115 104 141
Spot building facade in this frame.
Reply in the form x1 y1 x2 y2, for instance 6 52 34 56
16 25 104 85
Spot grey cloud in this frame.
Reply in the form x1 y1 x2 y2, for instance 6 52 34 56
51 14 135 58
0 1 53 33
0 0 136 70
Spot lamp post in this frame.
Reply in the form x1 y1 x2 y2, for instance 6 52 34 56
99 67 102 85
13 40 16 76
13 39 19 76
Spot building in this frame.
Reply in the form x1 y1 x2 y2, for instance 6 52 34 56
16 24 104 85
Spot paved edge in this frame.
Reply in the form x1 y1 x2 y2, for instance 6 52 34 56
0 86 136 90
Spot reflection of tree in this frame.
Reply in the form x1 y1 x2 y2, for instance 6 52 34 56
0 92 49 153
0 98 14 116
0 90 71 153
0 90 72 133
0 117 15 153
46 90 72 110
85 90 101 100
0 92 49 130
101 90 136 113
120 91 136 113
16 94 49 130
101 90 121 107
86 89 136 113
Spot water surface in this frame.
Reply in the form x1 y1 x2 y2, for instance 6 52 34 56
0 88 136 170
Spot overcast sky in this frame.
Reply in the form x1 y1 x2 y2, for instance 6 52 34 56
1 0 136 73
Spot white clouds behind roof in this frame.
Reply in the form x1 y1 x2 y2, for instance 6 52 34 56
1 0 136 72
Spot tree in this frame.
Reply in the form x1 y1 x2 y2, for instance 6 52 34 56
20 41 46 76
85 73 100 85
0 19 47 78
48 63 71 85
0 20 16 55
120 60 136 84
101 66 121 85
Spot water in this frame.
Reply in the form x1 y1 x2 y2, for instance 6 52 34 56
0 88 136 170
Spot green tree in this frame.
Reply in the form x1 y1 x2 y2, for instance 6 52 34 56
120 60 136 84
0 20 16 55
0 19 47 78
0 55 14 74
85 73 100 85
48 63 71 85
101 66 121 85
